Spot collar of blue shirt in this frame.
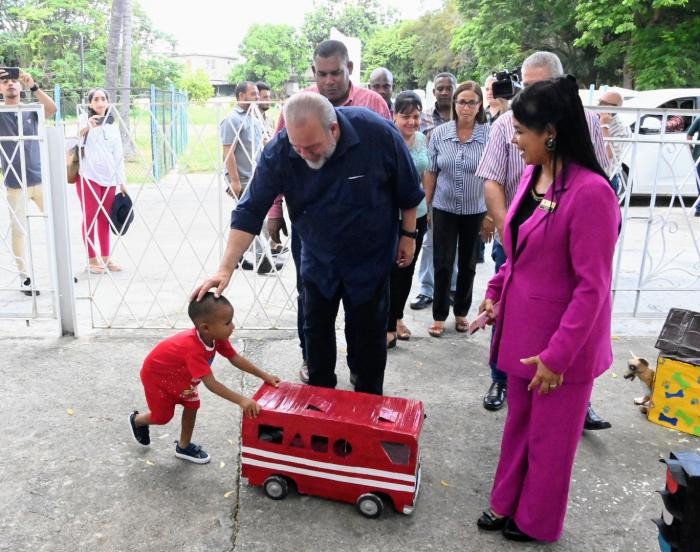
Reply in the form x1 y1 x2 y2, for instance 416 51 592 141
442 121 487 143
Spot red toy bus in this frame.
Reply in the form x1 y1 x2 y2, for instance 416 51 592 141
241 382 424 518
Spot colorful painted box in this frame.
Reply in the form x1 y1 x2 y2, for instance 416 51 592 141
647 357 700 437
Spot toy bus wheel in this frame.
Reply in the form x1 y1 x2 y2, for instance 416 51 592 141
356 493 383 518
263 476 288 500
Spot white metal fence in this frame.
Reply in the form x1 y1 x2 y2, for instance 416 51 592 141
1 100 698 334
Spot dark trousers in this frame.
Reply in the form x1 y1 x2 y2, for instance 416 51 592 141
291 227 306 361
490 240 508 384
432 208 485 321
303 278 389 396
388 215 428 332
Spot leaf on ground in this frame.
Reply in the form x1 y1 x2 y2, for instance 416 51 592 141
611 373 618 378
145 460 156 466
219 461 226 469
440 480 449 487
415 361 423 368
612 336 620 340
226 439 235 446
66 408 75 416
224 490 236 498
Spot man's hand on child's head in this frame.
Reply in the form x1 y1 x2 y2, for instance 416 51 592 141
241 398 261 418
264 374 281 387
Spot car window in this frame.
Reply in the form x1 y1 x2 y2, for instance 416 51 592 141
380 441 411 465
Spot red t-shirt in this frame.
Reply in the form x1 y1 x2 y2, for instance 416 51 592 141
141 328 237 403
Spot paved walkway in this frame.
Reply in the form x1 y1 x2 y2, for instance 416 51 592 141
1 327 696 551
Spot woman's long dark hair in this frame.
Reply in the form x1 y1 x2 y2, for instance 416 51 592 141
394 90 422 115
86 88 115 124
511 76 608 185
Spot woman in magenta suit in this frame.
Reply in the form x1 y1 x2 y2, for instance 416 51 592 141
475 76 620 542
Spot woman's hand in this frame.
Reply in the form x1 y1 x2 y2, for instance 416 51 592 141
88 115 103 128
478 298 497 325
119 184 127 195
522 355 564 395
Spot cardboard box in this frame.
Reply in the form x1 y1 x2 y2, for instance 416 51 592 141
647 356 700 437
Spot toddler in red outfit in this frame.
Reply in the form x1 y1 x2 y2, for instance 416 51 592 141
129 292 280 463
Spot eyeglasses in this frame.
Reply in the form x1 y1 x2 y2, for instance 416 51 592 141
455 100 480 108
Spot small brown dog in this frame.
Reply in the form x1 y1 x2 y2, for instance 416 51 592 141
624 353 655 413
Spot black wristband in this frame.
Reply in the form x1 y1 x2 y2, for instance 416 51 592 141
29 84 39 93
400 227 419 239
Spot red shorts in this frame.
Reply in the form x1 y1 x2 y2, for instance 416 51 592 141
142 376 200 425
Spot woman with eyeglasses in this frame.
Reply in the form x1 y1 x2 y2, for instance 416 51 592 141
423 81 489 337
77 88 127 274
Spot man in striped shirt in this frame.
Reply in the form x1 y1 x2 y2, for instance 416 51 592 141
476 51 613 432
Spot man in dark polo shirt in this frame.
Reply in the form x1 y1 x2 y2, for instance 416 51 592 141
194 92 423 395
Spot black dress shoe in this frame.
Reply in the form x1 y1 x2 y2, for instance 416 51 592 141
483 381 506 411
584 406 611 430
240 259 254 270
502 519 535 542
410 294 432 310
299 360 309 384
477 510 508 531
256 256 284 274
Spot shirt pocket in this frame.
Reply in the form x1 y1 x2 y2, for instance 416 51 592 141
346 174 373 207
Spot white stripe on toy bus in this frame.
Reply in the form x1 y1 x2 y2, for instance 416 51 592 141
242 457 417 493
241 446 416 483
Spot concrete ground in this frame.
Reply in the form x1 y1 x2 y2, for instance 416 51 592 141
2 321 698 552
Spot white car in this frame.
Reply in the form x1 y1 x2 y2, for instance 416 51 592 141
615 89 700 198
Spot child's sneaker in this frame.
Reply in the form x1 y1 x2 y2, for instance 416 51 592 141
175 442 210 464
129 411 150 446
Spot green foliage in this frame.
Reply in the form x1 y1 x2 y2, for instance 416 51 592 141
229 24 309 91
177 67 213 102
363 3 472 90
0 0 184 103
575 0 700 89
301 0 397 49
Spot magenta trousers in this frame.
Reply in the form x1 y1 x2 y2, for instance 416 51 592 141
490 374 593 542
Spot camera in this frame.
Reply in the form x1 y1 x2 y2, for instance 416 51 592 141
0 67 20 80
491 68 523 100
94 116 106 125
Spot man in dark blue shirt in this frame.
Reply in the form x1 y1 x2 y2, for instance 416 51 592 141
195 92 423 395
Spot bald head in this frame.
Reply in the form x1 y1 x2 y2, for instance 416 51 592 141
599 90 623 107
369 67 394 107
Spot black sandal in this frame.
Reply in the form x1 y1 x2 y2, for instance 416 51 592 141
477 510 508 531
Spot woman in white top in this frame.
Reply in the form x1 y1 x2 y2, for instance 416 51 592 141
77 88 127 274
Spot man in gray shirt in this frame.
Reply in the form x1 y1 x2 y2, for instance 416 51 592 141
0 68 56 295
220 81 277 273
220 81 265 199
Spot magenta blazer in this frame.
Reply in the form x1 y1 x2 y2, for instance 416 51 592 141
486 162 620 384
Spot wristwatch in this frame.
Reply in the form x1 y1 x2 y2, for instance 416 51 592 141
400 227 419 239
29 84 39 93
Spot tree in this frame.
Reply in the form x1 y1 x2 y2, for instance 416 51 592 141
178 67 213 102
229 24 309 91
363 2 471 90
452 0 611 86
575 0 700 89
301 0 397 49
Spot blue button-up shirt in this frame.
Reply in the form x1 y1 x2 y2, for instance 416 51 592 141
231 107 424 305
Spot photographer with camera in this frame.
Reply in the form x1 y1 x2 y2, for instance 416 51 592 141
484 75 510 125
0 67 57 296
475 52 611 432
76 88 127 275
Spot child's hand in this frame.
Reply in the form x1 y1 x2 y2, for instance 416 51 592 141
240 398 261 418
263 374 281 387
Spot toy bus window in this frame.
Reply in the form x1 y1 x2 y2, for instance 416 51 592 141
333 439 352 458
380 441 411 466
311 435 328 453
290 433 304 448
258 424 284 444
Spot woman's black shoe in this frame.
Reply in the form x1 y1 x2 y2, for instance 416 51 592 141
477 510 508 531
502 519 535 542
